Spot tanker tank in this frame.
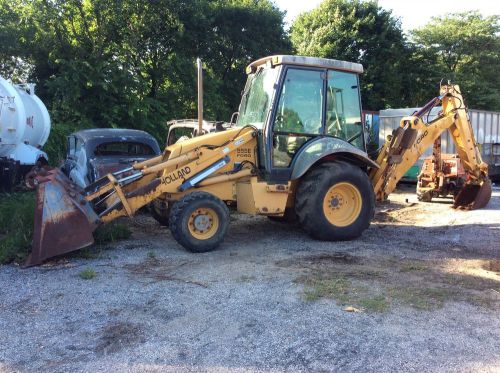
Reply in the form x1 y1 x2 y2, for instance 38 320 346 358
0 75 51 190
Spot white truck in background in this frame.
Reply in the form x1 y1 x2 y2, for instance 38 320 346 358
0 75 51 191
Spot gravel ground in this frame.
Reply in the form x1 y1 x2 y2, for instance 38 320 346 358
0 185 499 372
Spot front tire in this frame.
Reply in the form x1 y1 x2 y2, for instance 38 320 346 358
169 192 230 253
295 161 374 240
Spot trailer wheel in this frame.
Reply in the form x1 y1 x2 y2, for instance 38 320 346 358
295 161 374 240
169 192 229 253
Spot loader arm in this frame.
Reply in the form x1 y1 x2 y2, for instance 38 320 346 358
27 127 258 266
370 85 491 208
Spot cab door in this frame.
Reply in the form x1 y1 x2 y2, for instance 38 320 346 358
325 69 364 150
267 67 325 181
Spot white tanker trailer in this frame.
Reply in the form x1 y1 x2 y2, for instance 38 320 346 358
0 75 51 190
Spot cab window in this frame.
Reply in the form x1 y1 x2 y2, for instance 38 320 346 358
272 68 324 167
326 70 363 149
168 127 194 145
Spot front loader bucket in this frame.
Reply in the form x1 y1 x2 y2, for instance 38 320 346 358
25 169 100 267
453 179 492 210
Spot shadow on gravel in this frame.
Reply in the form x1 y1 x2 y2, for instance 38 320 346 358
95 321 145 356
123 257 208 288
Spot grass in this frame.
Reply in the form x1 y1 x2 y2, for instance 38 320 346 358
299 274 389 312
390 287 458 310
400 260 429 272
294 255 499 312
299 272 451 312
358 295 389 312
0 192 131 264
79 267 97 280
0 192 36 263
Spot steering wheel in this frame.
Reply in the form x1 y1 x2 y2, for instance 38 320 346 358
303 117 320 133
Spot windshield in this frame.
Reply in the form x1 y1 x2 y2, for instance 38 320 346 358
236 66 280 128
94 142 155 156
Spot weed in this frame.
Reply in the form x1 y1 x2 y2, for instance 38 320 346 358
79 267 97 280
147 251 156 259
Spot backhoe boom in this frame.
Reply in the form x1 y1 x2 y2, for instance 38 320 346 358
370 85 491 209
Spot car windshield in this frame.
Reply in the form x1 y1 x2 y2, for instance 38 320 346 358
94 142 155 156
236 66 280 129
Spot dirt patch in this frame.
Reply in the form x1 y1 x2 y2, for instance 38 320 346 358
282 254 500 312
94 321 145 356
277 252 360 268
124 257 207 287
124 257 186 281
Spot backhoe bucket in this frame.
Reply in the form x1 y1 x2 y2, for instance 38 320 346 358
26 169 99 267
453 179 492 210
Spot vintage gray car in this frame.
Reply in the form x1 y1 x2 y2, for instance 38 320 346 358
62 128 161 188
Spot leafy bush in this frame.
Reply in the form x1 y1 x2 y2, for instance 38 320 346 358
0 192 36 263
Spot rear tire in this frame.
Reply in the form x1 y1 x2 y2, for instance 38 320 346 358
169 192 229 253
295 161 374 240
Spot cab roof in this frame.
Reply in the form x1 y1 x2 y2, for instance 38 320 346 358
246 55 363 75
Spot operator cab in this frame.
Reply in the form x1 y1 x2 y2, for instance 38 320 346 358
236 55 365 182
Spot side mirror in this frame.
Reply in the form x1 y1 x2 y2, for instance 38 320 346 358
230 112 239 125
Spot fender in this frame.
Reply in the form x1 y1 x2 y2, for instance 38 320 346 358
290 137 379 180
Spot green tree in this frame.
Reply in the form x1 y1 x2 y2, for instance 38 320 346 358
203 0 291 119
411 12 500 110
0 0 291 162
290 0 409 110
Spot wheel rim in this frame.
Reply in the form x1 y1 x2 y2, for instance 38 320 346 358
188 208 219 240
322 182 362 227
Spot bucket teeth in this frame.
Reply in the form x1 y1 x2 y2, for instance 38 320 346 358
26 169 99 267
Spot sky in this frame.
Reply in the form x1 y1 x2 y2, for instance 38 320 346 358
274 0 500 31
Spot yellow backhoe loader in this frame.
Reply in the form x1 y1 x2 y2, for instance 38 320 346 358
27 55 491 266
